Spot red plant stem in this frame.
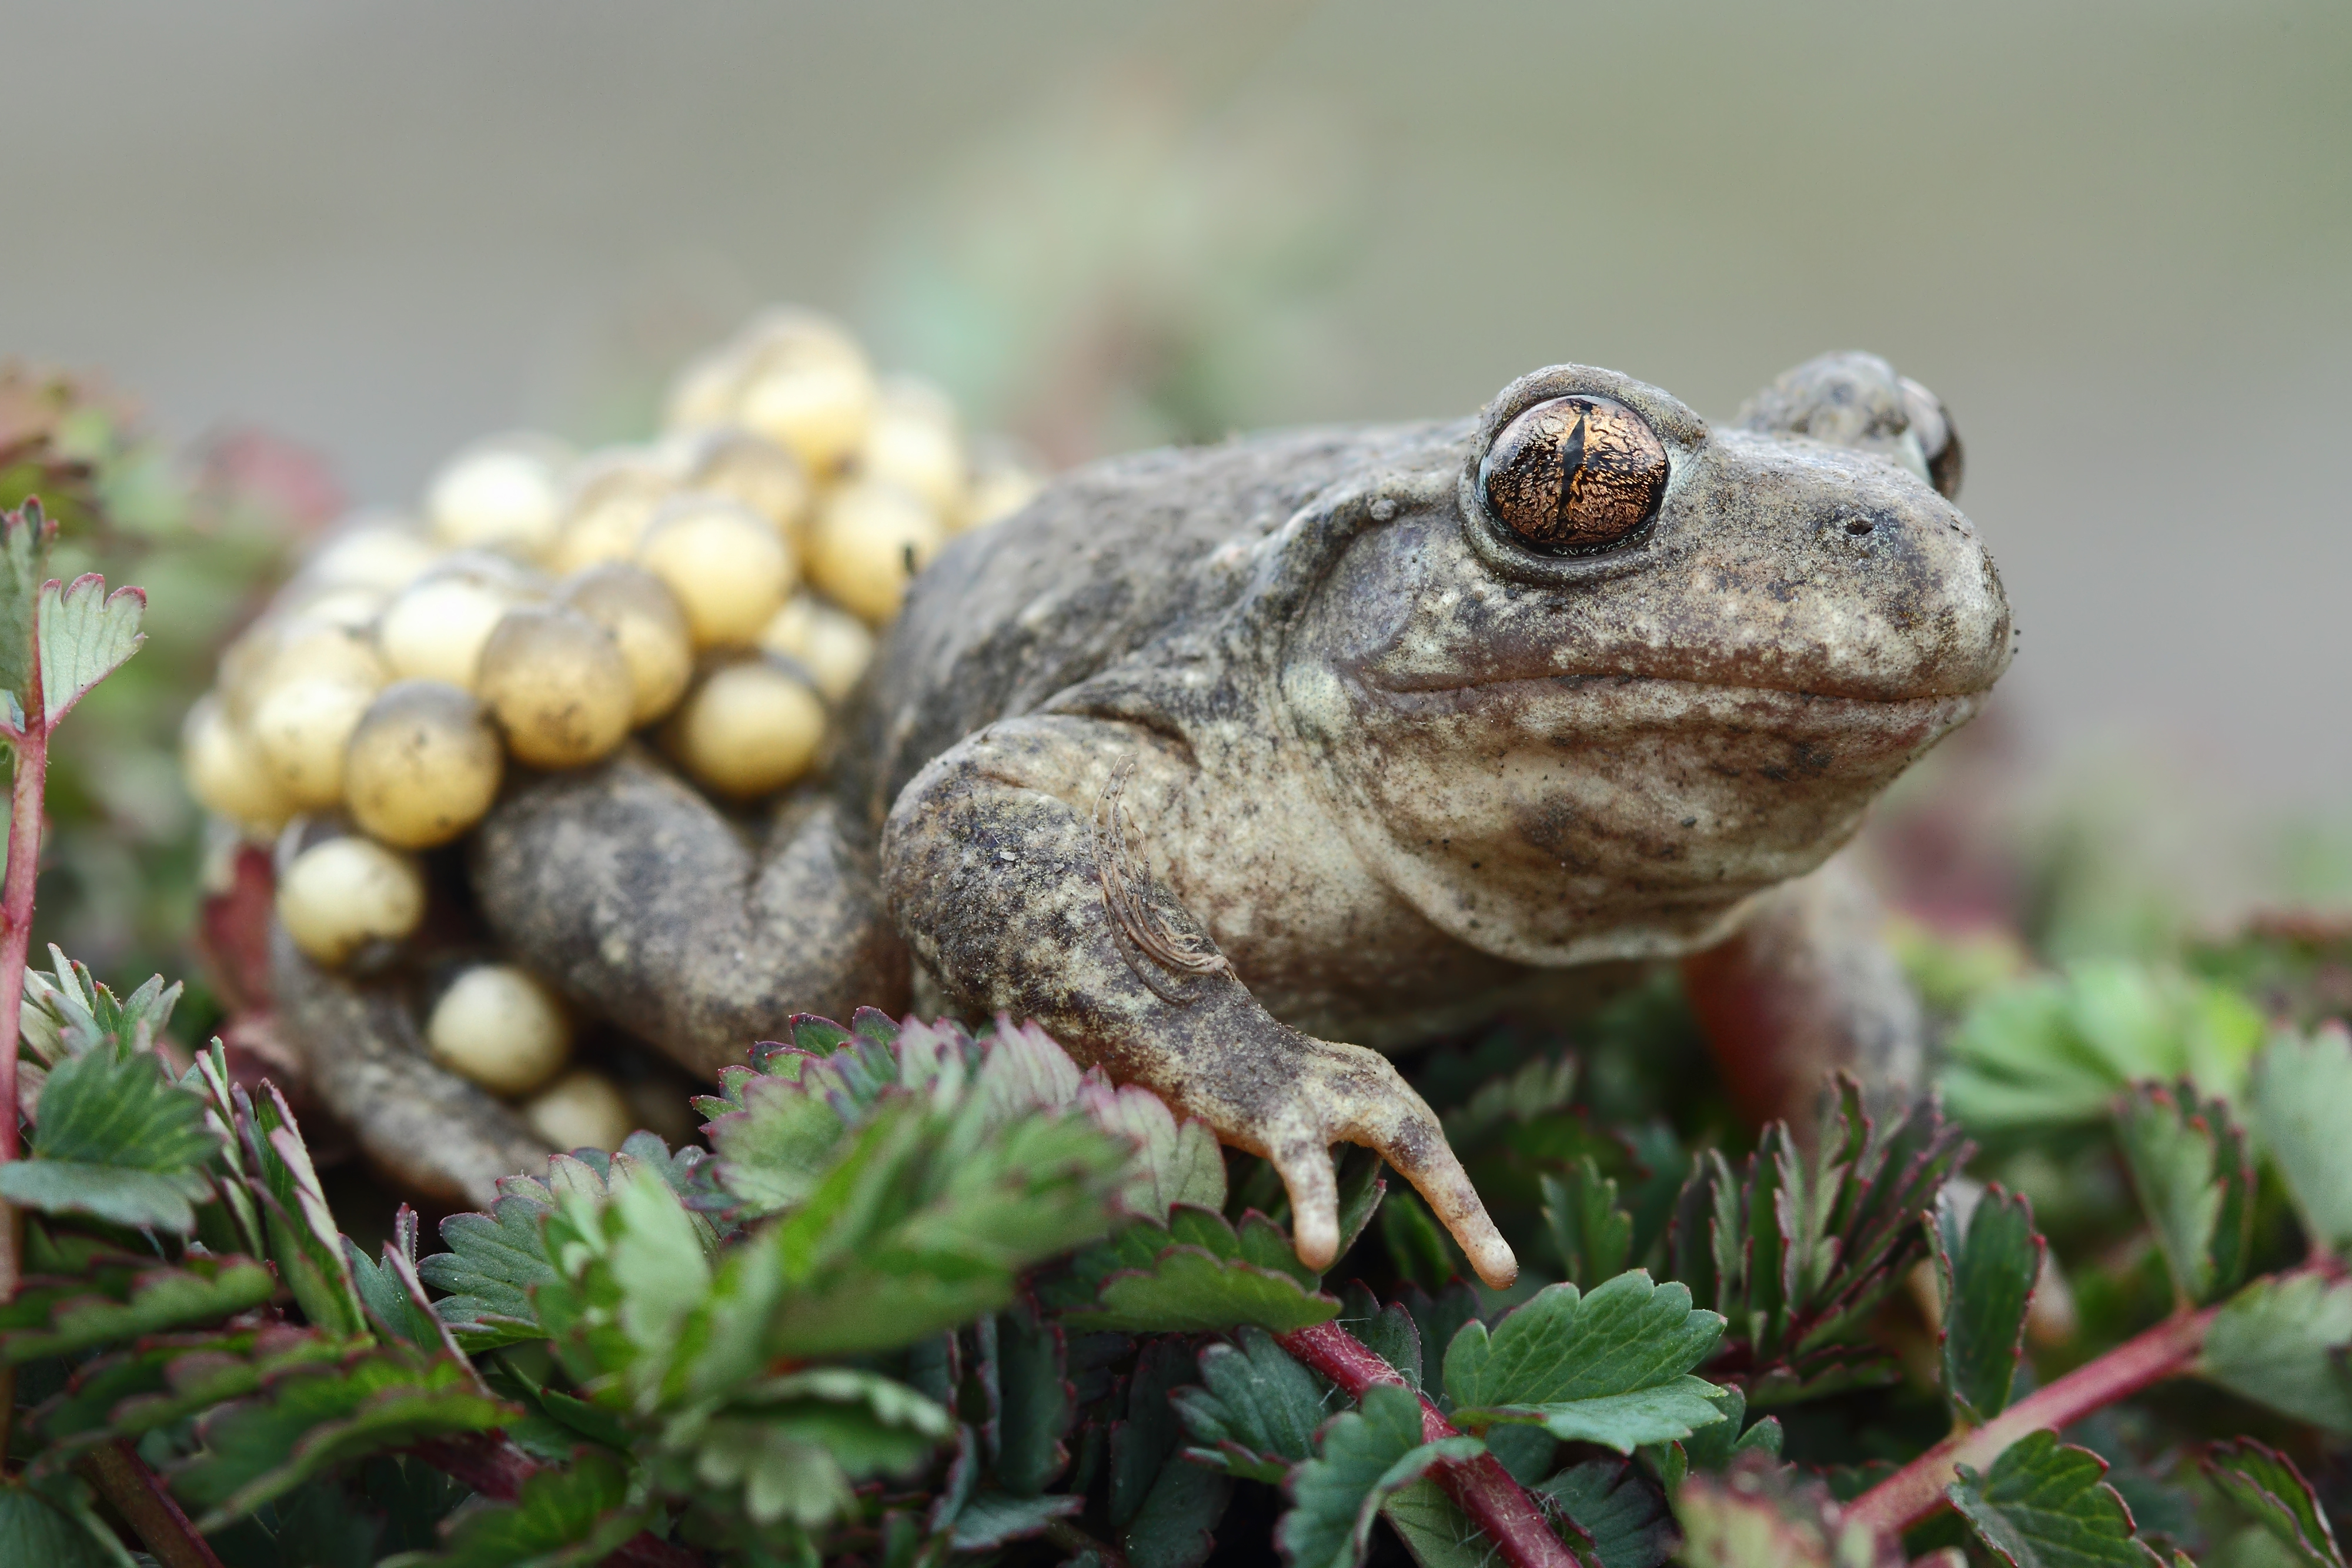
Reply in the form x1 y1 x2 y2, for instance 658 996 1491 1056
411 1435 703 1568
1844 1302 2219 1540
81 1439 228 1568
1279 1320 1578 1568
0 708 43 1468
0 709 46 1166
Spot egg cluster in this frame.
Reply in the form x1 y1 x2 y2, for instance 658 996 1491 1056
182 308 1038 1148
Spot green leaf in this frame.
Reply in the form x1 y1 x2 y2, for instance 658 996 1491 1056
1382 1189 1456 1294
0 1251 276 1363
0 499 53 728
0 1480 121 1568
345 1209 437 1353
0 1161 213 1235
1064 1244 1340 1335
1171 1325 1335 1479
2200 1437 2347 1568
1533 1459 1672 1568
0 1039 218 1232
35 1325 350 1452
1544 1158 1634 1289
1379 1479 1494 1568
1122 1462 1232 1568
2114 1080 2253 1305
1060 1205 1341 1334
1940 962 2264 1131
1279 1383 1485 1568
1935 1183 2044 1423
37 571 145 724
419 1175 562 1349
704 1068 853 1216
754 1095 1128 1356
1668 1084 1966 1404
948 1489 1083 1552
1110 1338 1200 1530
2196 1272 2352 1433
989 1295 1072 1496
647 1368 950 1530
177 1347 516 1529
1340 1292 1423 1395
379 1451 654 1568
19 946 181 1069
1078 1076 1228 1218
242 1082 370 1339
1667 1385 1783 1477
1443 1272 1727 1452
2251 1024 2352 1256
1947 1430 2163 1567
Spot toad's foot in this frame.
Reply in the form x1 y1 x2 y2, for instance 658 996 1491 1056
1184 1018 1516 1287
882 714 1516 1289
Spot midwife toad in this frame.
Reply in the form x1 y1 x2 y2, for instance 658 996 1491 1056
276 350 2008 1290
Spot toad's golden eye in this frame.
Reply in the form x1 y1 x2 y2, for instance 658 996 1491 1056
1480 395 1669 553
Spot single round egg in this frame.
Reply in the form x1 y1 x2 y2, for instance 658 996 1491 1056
426 964 572 1098
277 837 426 967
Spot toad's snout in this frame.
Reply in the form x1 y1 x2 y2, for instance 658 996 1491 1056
1645 429 2012 704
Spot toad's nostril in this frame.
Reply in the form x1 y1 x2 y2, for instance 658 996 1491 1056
1844 519 1876 537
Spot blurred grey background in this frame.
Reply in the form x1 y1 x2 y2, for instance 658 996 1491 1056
4 0 2347 826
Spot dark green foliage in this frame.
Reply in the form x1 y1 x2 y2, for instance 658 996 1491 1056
2200 1438 2345 1568
987 1295 1074 1495
176 1349 516 1529
1442 1272 1726 1452
0 1021 217 1232
10 954 2352 1568
2113 1081 2254 1305
1278 1383 1485 1568
1669 1079 1969 1405
1543 1157 1634 1289
0 1480 119 1568
1172 1325 1334 1479
1947 1430 2165 1567
378 1451 652 1568
1531 1460 1672 1568
1934 1183 2043 1423
0 1246 275 1363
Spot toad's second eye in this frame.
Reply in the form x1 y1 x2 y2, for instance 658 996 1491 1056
1480 395 1668 553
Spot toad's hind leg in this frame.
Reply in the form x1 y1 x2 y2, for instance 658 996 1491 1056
472 744 911 1079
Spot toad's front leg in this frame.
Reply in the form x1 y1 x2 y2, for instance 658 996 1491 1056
881 715 1516 1289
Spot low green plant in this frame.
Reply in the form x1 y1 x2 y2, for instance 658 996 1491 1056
0 487 2346 1566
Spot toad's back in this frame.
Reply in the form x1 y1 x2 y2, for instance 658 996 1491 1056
847 420 1467 828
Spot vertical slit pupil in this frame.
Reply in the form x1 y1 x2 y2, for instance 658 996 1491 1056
1553 409 1589 528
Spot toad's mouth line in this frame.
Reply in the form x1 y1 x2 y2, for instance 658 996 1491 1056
1352 667 1993 711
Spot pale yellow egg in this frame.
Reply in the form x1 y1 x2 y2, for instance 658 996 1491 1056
803 481 946 626
758 594 876 703
635 494 794 648
277 837 426 967
426 964 572 1098
181 696 296 835
659 656 826 800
